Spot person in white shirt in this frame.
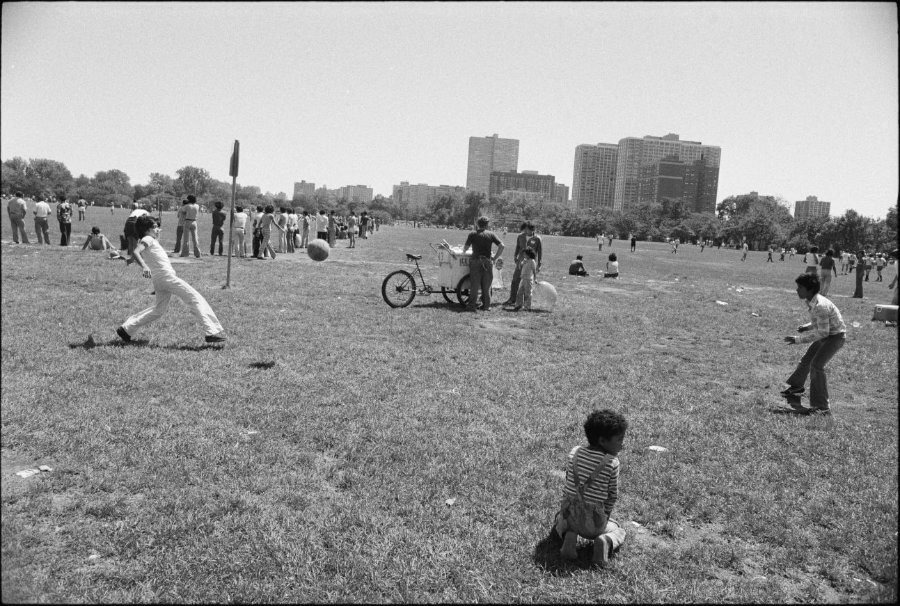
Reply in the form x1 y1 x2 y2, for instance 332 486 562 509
287 208 299 253
603 253 619 278
118 215 225 344
840 250 850 275
33 197 52 245
231 205 248 258
179 195 201 258
315 210 329 241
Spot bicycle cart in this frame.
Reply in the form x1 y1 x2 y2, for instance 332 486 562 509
381 241 473 308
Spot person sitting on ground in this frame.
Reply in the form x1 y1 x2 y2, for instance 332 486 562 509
568 254 589 276
604 253 619 278
81 226 117 252
552 409 628 566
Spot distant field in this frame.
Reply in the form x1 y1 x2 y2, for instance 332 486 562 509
1 201 897 603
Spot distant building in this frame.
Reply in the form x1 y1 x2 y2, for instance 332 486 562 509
293 180 315 199
572 143 618 210
489 170 555 201
613 133 721 212
392 182 466 212
466 134 519 195
337 185 373 204
794 195 830 221
553 183 570 207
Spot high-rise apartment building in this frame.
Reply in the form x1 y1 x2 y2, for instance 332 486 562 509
613 133 720 213
794 195 830 221
466 134 519 195
572 143 618 210
554 183 570 207
392 182 466 212
338 185 373 204
489 170 555 201
293 180 316 199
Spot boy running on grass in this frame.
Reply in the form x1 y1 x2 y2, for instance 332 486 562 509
552 409 628 565
117 215 226 345
781 273 846 415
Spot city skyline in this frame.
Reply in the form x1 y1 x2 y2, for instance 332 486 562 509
2 2 896 218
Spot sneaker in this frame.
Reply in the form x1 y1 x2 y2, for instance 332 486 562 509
205 333 227 343
780 385 805 397
592 535 612 565
116 326 131 343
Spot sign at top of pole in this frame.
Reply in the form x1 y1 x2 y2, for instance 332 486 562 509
229 140 240 178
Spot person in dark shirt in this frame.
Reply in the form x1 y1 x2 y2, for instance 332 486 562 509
568 255 589 276
462 216 505 312
210 201 227 256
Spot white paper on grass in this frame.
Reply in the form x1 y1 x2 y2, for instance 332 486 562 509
715 301 728 306
648 445 669 452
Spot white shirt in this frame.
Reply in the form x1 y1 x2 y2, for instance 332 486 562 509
129 208 149 219
232 211 248 230
34 201 51 218
316 214 329 232
607 260 619 273
138 236 177 282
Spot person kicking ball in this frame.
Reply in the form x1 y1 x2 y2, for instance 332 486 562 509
116 215 226 345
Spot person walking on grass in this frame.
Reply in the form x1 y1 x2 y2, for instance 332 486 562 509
347 211 358 248
511 248 538 311
56 195 73 245
7 191 29 244
766 246 774 263
173 199 187 254
781 273 846 416
462 216 504 312
77 198 86 221
603 253 619 278
818 249 837 296
630 234 636 253
116 215 226 345
840 250 850 275
741 241 749 262
804 246 820 275
863 251 873 282
875 253 886 281
33 196 51 245
779 246 786 262
179 195 201 258
209 200 226 256
552 409 628 566
231 205 248 258
257 205 285 260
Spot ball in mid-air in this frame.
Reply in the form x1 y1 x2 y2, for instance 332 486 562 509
307 239 330 262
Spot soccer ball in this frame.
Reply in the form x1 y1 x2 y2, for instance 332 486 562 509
307 239 330 262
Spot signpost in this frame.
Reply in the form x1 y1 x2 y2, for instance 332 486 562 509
224 140 239 289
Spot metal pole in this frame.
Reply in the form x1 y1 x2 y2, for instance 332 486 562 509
224 140 239 289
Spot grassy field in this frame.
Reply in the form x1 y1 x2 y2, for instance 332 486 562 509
2 204 897 603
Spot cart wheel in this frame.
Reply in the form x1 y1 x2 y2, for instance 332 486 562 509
455 275 471 307
441 287 456 304
382 270 417 308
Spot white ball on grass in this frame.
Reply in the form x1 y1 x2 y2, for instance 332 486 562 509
532 280 558 310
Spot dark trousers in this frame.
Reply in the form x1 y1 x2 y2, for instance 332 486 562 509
507 262 522 302
786 334 845 410
252 230 262 257
210 227 224 255
59 221 71 246
467 257 493 310
317 231 327 240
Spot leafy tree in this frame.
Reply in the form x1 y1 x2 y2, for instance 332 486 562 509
1 157 29 195
26 158 74 198
175 166 211 197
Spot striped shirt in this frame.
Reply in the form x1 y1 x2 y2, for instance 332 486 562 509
562 445 619 516
798 293 846 344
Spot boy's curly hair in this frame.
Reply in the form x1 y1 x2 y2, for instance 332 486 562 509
135 215 159 237
584 409 628 445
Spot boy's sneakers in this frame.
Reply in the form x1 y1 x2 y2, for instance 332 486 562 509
780 385 805 397
205 333 227 344
116 326 131 343
592 535 612 566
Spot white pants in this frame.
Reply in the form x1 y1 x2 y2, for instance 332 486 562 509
122 275 223 337
231 227 245 257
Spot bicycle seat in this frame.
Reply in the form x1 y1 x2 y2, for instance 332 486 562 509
406 253 422 261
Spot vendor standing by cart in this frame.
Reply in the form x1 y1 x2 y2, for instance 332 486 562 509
462 216 505 312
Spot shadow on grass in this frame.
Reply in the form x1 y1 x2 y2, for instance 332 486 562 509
532 531 603 575
249 361 277 369
67 338 221 352
769 407 813 416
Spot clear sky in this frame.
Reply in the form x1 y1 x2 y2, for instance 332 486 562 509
2 2 897 218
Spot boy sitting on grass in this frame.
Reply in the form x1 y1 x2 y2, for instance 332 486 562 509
568 255 589 276
81 226 117 252
553 409 628 565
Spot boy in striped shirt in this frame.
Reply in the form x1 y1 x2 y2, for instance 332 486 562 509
781 273 846 415
553 409 628 565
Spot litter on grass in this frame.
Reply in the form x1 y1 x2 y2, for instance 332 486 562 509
715 301 728 306
445 498 456 506
751 312 760 317
851 321 861 328
16 465 52 478
648 445 669 452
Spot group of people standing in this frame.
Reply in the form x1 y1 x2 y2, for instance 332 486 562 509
5 191 89 246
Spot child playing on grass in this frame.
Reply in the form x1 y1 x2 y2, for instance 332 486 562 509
117 215 226 345
512 248 537 311
553 409 628 565
781 273 846 415
603 253 619 278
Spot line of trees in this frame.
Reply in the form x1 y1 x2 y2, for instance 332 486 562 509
408 190 896 254
3 156 895 253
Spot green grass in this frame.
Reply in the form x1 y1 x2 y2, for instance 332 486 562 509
2 203 898 603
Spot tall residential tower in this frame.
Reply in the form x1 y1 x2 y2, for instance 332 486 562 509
466 134 519 196
572 143 619 210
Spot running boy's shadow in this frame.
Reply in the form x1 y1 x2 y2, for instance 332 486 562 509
532 531 599 574
769 407 810 416
68 337 149 350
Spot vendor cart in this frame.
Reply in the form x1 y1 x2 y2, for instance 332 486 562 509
381 240 473 308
